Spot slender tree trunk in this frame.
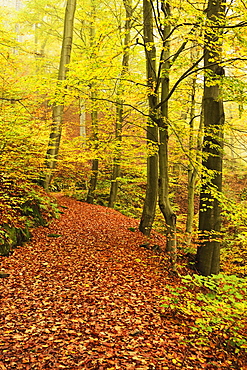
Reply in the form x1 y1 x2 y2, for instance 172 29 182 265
34 24 47 74
87 158 98 201
108 0 132 208
158 2 176 262
43 0 77 190
186 107 203 241
186 40 205 243
79 98 86 140
186 76 197 239
196 0 226 276
86 105 98 204
139 0 159 236
108 106 122 208
86 0 99 204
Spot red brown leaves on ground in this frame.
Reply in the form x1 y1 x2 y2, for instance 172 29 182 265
0 195 246 370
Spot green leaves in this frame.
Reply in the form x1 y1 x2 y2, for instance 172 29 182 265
161 273 247 352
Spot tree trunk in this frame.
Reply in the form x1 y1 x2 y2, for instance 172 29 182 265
158 2 176 262
79 98 86 140
86 0 99 204
108 108 122 208
86 151 99 204
186 45 205 242
196 0 226 276
186 107 203 242
43 0 77 190
186 74 197 239
86 99 98 204
139 0 158 236
108 0 132 208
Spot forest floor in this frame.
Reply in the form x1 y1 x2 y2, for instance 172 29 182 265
0 194 246 370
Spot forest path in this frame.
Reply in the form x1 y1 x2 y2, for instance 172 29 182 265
0 195 232 369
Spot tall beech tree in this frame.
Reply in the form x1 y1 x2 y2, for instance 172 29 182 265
196 0 226 275
108 0 133 208
139 0 178 264
186 45 203 243
158 1 176 257
43 0 77 190
139 0 159 236
86 0 99 204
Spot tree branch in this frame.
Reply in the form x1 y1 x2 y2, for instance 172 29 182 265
0 97 25 102
155 56 247 110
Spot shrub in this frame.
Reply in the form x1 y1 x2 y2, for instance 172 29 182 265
161 273 247 352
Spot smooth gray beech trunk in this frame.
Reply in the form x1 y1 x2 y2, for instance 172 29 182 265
86 0 99 204
79 99 86 140
186 71 197 240
108 0 132 208
186 144 202 243
196 0 226 276
44 0 77 190
158 2 176 263
86 106 99 204
186 49 203 243
107 102 122 208
186 112 203 243
139 0 159 236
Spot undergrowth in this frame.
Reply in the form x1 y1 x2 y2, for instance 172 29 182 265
161 273 247 353
0 174 59 231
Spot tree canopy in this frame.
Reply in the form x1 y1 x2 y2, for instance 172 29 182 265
1 0 247 270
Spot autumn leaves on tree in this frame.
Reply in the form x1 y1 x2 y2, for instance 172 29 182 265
1 0 247 276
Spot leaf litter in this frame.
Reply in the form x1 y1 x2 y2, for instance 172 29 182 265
0 195 246 369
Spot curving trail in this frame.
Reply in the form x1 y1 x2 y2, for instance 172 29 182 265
0 196 245 369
